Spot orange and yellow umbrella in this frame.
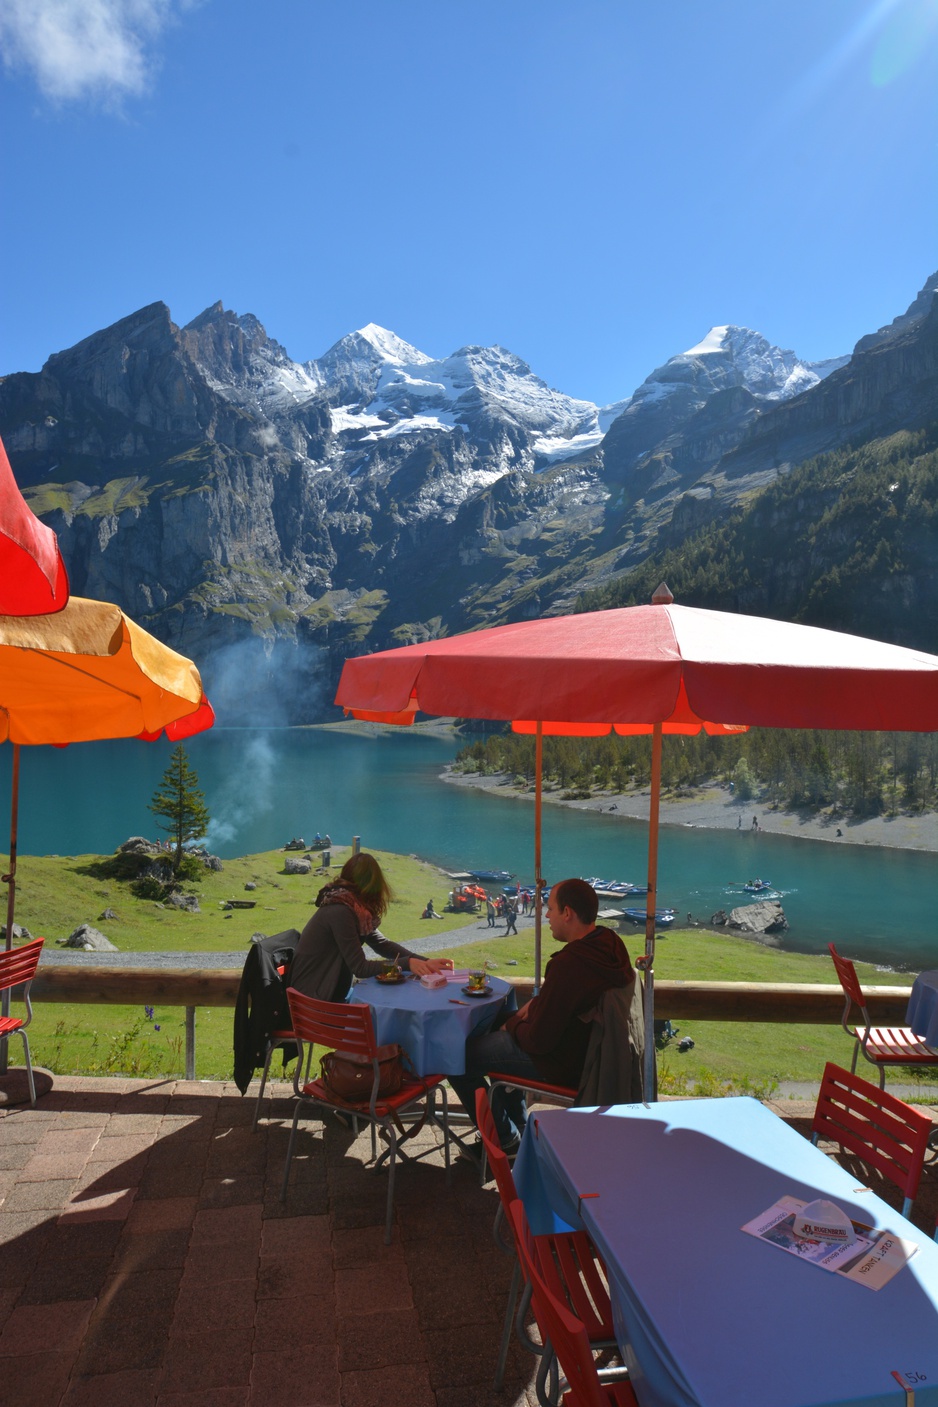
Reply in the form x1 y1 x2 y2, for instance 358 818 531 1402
0 596 214 953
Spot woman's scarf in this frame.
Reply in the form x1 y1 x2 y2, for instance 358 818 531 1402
315 880 377 937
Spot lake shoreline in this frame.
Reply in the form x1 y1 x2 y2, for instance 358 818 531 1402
441 768 938 855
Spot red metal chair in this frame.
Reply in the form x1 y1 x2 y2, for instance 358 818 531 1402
476 1089 619 1404
0 937 45 1106
811 1062 932 1220
509 1200 638 1407
280 988 449 1243
828 943 938 1088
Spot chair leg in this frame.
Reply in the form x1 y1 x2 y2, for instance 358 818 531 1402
19 1031 36 1108
252 1040 276 1132
280 1101 304 1201
384 1120 398 1246
494 1257 522 1390
850 1042 859 1075
535 1341 559 1407
902 1194 912 1219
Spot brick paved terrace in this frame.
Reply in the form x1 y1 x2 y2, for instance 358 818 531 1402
1 1078 937 1407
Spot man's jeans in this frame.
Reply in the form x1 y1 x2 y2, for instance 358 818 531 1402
448 1026 541 1145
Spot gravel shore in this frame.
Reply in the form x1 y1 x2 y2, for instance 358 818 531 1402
443 768 938 853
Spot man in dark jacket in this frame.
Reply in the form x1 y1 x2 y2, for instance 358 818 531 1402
449 878 633 1153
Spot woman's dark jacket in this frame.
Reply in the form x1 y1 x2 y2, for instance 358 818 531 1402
233 929 300 1095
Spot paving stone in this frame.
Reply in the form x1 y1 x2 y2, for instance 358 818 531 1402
191 1202 263 1244
0 1297 96 1356
253 1298 326 1352
259 1213 329 1256
94 1267 183 1319
433 1381 538 1407
332 1223 403 1269
0 1143 37 1170
76 1309 174 1374
336 1307 425 1372
0 1286 20 1329
20 1254 113 1305
423 1322 528 1389
36 1128 102 1157
257 1250 333 1300
40 1219 124 1263
20 1152 92 1182
249 1345 340 1407
59 1188 137 1223
181 1238 260 1284
61 1368 161 1406
334 1259 414 1314
171 1277 257 1336
71 1154 149 1193
0 1348 74 1406
198 1176 266 1209
111 1228 191 1272
88 1134 155 1161
159 1332 253 1394
139 1167 206 1199
0 1117 57 1145
51 1112 110 1131
126 1196 198 1234
340 1362 437 1407
158 1390 249 1407
4 1177 76 1212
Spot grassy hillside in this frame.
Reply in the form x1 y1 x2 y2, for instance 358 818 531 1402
7 845 926 1093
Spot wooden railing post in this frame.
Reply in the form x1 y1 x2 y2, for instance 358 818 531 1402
185 1006 196 1080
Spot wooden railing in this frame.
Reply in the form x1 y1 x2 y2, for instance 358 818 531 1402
28 968 913 1080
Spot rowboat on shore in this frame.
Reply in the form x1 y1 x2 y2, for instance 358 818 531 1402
622 906 676 927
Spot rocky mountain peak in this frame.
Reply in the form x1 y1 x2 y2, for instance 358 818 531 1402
854 270 938 354
181 302 321 418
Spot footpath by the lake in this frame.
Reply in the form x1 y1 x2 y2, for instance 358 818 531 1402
442 768 938 854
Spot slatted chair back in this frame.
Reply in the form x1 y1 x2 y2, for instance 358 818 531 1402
509 1200 636 1407
828 943 870 1024
0 936 44 997
286 986 377 1061
812 1062 932 1219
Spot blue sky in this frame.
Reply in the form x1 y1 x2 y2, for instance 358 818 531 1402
1 0 936 405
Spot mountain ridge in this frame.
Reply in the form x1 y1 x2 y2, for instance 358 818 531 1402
1 270 935 721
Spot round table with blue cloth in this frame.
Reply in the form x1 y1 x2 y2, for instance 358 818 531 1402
349 973 516 1075
906 968 938 1046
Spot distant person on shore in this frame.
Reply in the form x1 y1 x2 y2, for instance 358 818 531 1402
421 899 439 919
449 878 634 1155
752 815 759 831
504 897 518 935
290 852 452 1001
486 897 496 928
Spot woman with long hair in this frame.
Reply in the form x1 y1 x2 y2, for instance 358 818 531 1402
290 852 452 1000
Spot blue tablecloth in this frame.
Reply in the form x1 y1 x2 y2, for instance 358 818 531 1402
907 969 938 1046
349 974 514 1075
514 1098 938 1407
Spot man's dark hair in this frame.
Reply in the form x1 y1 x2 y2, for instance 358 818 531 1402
553 878 598 926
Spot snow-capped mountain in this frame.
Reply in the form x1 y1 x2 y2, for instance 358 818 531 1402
307 324 601 463
3 269 934 723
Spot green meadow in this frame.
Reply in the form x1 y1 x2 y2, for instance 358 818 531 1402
7 846 926 1094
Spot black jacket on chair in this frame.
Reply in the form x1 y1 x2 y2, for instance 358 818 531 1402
233 929 300 1095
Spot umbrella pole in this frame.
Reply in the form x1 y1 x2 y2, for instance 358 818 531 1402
533 721 543 993
0 743 20 1075
642 723 662 1099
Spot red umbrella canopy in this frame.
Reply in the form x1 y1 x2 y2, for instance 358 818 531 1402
0 434 69 615
336 600 938 733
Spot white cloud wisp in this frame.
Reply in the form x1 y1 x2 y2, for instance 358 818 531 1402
0 0 191 104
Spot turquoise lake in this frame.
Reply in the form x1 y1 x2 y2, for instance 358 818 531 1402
1 727 936 971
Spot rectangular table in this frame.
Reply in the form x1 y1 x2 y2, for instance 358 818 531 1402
514 1098 938 1407
349 972 514 1075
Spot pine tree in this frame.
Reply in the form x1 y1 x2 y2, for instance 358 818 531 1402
149 744 210 871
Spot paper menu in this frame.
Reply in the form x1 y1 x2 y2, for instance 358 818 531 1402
742 1195 918 1291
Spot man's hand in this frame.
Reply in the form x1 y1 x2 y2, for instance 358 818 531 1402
514 999 532 1020
409 957 454 977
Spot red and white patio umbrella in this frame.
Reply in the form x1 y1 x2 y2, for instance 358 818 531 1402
335 585 938 1095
